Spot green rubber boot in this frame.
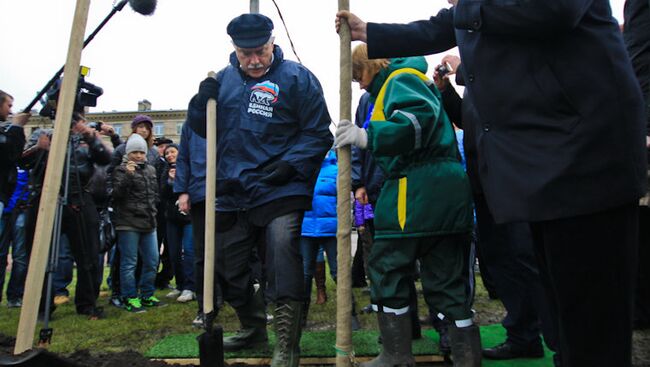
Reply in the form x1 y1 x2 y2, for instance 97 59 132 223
271 301 304 367
223 291 268 351
360 312 415 367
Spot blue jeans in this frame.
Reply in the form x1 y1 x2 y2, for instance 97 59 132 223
299 236 337 299
166 221 195 292
117 230 158 299
53 234 73 297
0 211 28 302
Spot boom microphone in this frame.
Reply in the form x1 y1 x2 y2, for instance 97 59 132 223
128 0 157 16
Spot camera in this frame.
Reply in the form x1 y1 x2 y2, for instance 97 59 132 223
86 121 104 132
40 66 103 120
436 62 453 78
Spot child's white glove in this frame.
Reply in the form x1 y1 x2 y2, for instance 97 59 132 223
335 119 368 149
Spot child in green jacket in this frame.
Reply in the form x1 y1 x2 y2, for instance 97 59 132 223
335 44 481 367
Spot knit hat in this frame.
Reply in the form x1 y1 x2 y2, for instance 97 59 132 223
227 13 274 48
126 134 148 155
163 143 179 156
131 114 153 130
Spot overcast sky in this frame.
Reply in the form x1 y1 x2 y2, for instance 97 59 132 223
1 0 627 122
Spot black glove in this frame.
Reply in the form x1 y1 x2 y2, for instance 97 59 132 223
260 160 296 185
196 76 219 107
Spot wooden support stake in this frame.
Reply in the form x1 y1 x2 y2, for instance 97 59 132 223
204 71 217 317
14 0 91 354
336 1 353 366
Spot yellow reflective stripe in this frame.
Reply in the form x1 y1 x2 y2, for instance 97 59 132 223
372 68 429 232
398 177 407 230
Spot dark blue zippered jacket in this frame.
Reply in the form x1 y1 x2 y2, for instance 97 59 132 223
301 150 337 237
173 122 206 204
187 45 333 211
351 92 385 203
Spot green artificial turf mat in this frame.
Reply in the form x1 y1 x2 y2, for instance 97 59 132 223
147 324 554 366
473 325 554 367
147 329 438 359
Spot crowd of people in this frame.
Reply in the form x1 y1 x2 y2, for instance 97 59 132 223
1 1 649 366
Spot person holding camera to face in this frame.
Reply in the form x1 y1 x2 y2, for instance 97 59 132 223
160 143 196 303
20 112 111 319
111 134 161 313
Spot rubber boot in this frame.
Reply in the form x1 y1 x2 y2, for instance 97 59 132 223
360 312 415 367
315 261 327 305
351 291 361 331
448 324 482 367
432 314 451 355
271 301 304 367
223 291 268 351
301 300 310 328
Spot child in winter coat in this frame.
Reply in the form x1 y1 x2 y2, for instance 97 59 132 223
335 44 479 366
112 134 161 313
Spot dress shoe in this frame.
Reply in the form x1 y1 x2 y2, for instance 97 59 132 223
483 341 544 360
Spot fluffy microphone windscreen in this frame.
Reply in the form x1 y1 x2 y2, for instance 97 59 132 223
128 0 156 15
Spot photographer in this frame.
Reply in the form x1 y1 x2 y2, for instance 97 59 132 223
22 112 111 319
0 90 28 215
87 121 122 149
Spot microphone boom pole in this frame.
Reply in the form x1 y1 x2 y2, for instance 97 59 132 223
22 0 129 113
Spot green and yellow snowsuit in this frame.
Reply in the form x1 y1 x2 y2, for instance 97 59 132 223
365 57 473 320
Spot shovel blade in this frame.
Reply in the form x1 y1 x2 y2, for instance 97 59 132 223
197 325 224 367
0 349 80 367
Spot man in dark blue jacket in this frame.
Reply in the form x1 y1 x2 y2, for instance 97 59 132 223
624 0 650 331
337 2 646 366
174 120 215 328
187 13 333 367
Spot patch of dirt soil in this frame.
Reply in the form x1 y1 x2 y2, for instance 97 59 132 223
0 322 648 366
0 334 187 367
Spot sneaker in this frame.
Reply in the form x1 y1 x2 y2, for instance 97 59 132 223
141 295 166 307
124 298 146 313
166 289 181 298
7 299 22 308
176 290 195 303
192 312 205 328
109 296 124 308
53 295 70 306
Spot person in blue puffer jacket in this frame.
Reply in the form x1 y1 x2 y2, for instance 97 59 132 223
300 150 337 305
300 150 360 331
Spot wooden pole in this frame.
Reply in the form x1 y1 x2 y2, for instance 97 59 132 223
14 0 91 354
336 1 353 366
203 71 217 319
250 0 259 13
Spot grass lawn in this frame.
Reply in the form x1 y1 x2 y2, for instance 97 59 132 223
0 266 505 357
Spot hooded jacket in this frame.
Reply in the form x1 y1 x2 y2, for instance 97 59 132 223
365 57 473 239
173 121 206 204
187 45 333 212
301 150 337 237
112 155 158 232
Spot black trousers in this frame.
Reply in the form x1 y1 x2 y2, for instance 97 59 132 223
57 192 101 314
475 194 557 350
530 203 638 367
155 207 173 287
190 201 206 312
636 206 650 327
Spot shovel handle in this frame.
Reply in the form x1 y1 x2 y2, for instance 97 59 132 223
204 71 217 315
